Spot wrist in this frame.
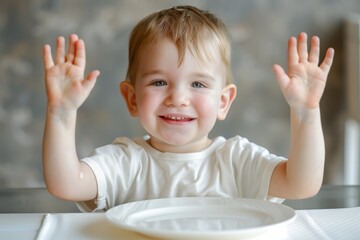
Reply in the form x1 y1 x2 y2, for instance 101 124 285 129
46 105 78 123
290 107 321 123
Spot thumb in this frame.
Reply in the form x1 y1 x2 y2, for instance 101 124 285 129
272 64 289 94
82 70 100 91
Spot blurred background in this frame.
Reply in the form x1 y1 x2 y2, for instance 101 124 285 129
0 0 359 188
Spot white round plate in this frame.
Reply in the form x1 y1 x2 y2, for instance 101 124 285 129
106 197 296 240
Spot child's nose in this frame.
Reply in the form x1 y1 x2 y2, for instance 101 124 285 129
165 87 190 107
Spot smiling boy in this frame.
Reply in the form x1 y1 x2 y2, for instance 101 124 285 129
42 5 334 212
121 37 235 153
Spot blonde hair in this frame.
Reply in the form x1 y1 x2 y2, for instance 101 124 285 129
126 5 232 84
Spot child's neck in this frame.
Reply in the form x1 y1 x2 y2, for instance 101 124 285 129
147 136 212 153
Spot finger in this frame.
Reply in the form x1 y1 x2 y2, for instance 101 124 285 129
288 36 298 65
43 44 54 69
308 36 320 65
298 32 308 62
273 64 290 93
319 48 335 73
74 39 86 69
66 34 79 63
55 36 66 64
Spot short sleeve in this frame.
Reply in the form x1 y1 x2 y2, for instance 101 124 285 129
228 136 286 202
76 158 108 212
75 137 142 212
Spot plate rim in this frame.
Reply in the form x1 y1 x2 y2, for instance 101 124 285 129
105 197 296 239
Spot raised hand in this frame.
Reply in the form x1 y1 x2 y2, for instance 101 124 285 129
43 34 100 111
273 32 334 110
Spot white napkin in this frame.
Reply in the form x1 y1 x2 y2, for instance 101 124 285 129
36 214 56 240
35 213 149 240
304 207 360 239
280 207 360 240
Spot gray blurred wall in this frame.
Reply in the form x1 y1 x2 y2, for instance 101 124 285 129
0 0 358 187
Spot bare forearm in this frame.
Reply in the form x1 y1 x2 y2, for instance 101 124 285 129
42 107 96 200
286 107 325 196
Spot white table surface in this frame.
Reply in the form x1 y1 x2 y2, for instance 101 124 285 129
1 206 360 240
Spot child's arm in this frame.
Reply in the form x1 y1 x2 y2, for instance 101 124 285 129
269 32 334 199
42 34 100 201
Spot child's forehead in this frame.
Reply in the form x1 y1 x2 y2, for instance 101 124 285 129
143 37 222 68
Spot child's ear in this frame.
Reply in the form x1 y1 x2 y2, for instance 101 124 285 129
217 84 237 120
120 81 138 116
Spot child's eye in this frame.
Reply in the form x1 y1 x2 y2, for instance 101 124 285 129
191 82 206 88
152 80 167 86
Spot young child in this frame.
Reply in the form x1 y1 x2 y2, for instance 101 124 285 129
42 5 334 212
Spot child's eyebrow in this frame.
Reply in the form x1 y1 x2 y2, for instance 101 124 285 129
140 70 215 81
189 73 215 82
140 70 165 78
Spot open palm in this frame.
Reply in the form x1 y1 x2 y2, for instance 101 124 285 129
273 32 334 110
43 34 99 111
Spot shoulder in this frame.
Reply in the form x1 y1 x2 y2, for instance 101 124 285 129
92 137 146 153
82 137 150 165
214 136 259 151
214 136 284 161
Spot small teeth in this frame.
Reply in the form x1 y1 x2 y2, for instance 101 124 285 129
164 116 188 120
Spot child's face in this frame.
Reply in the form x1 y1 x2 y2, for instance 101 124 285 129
122 38 236 153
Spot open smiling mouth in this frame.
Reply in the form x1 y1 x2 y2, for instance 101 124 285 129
160 115 195 122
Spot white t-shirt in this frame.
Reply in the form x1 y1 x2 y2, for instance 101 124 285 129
77 136 285 212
